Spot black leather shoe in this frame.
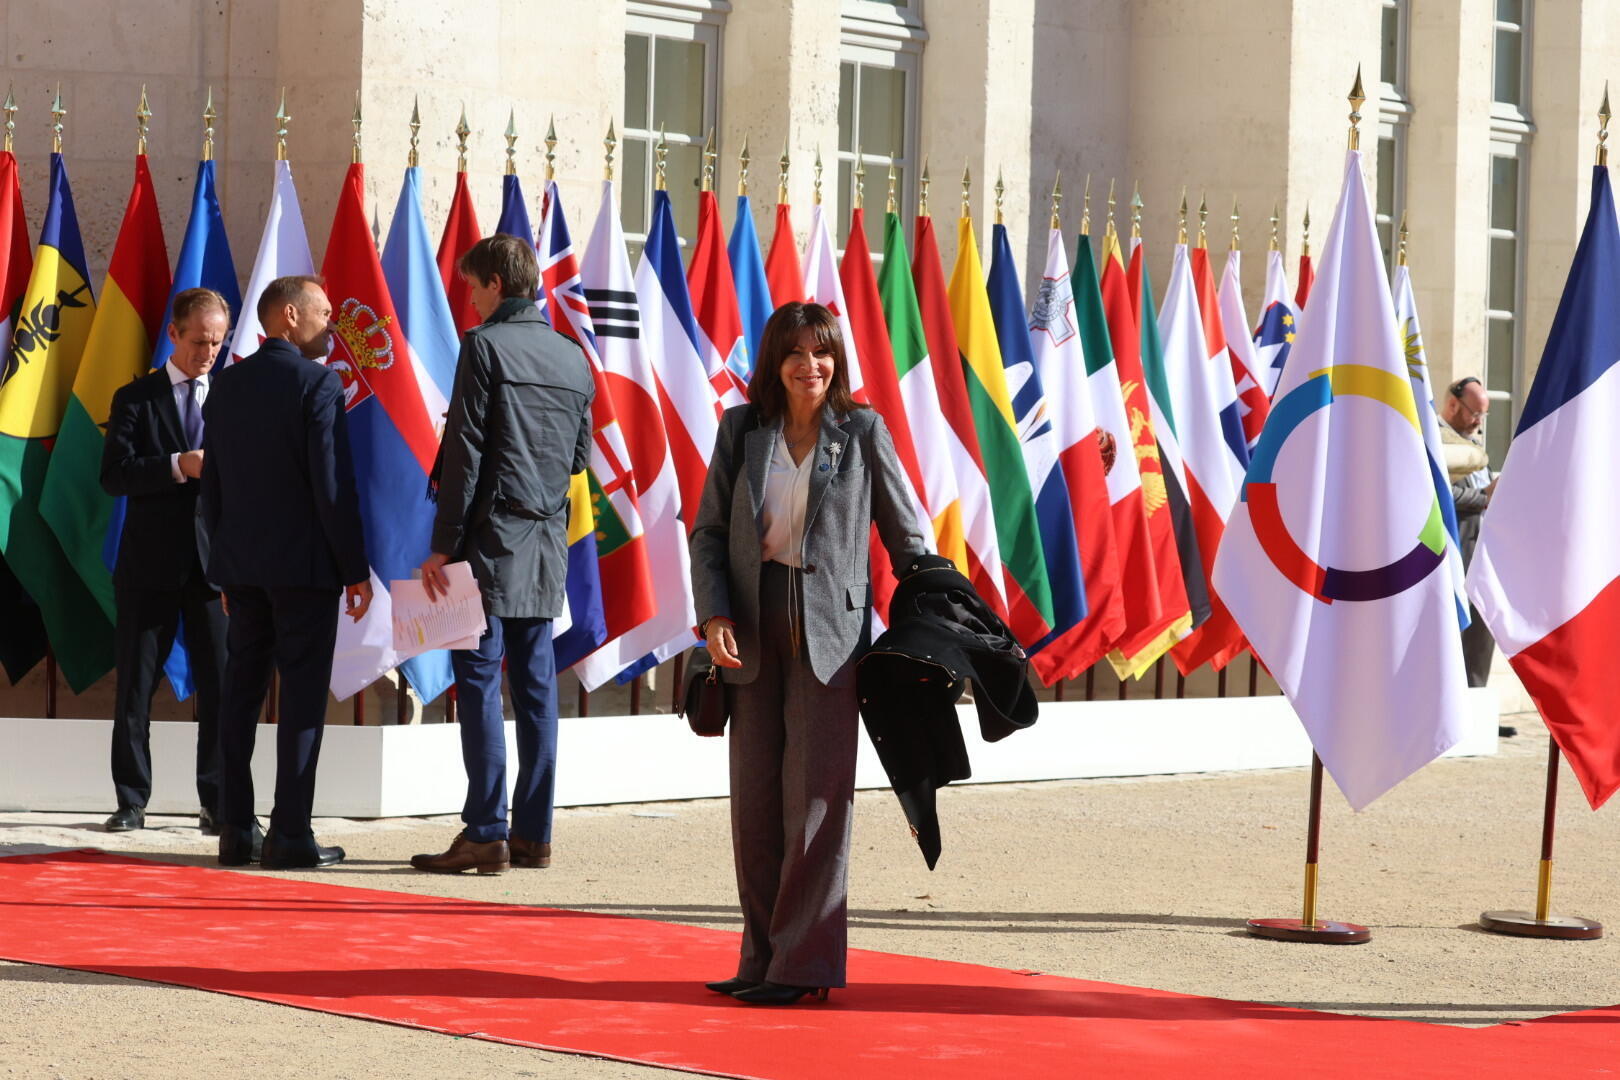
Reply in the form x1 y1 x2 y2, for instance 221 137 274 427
731 982 830 1005
260 830 345 870
705 977 760 995
104 807 144 832
217 822 265 866
198 807 221 836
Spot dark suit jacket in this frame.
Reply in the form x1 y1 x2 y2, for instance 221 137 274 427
100 367 210 590
430 297 593 618
199 338 369 590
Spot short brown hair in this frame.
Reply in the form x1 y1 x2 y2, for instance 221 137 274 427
457 234 539 299
170 287 231 329
746 302 866 422
256 274 325 326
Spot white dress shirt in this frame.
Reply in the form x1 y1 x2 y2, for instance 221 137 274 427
166 361 209 483
759 432 813 567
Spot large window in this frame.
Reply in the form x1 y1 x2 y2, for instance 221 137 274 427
1491 0 1531 117
623 1 725 254
1484 142 1526 467
1375 125 1407 273
1376 0 1410 275
838 3 924 258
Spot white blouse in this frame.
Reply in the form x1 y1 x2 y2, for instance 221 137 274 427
759 432 814 567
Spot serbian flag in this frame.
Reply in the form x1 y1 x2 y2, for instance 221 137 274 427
1468 165 1620 808
804 204 866 399
437 169 483 333
577 179 697 687
233 159 314 366
729 194 772 376
687 190 749 406
322 162 441 699
638 188 721 529
539 179 653 672
1027 226 1125 675
765 202 804 307
1252 249 1300 397
842 209 934 620
911 213 1009 622
39 153 168 624
0 145 43 684
1216 249 1270 449
1159 242 1248 674
1216 150 1467 810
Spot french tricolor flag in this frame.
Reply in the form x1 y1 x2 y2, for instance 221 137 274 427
1467 165 1620 808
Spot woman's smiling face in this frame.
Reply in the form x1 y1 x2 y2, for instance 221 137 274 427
779 327 835 412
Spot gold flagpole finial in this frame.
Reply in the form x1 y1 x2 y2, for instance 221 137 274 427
406 96 419 168
960 164 972 220
136 84 151 156
1103 178 1118 242
1177 187 1189 245
278 88 293 163
455 105 470 173
1269 200 1280 252
738 134 750 197
350 90 362 165
200 85 215 161
2 85 15 155
604 119 617 181
813 146 824 206
1197 191 1209 249
701 127 715 193
1049 171 1062 231
886 157 898 215
1348 65 1366 151
993 168 1005 226
1230 196 1241 252
504 108 518 176
919 157 931 217
777 139 790 205
853 148 865 211
1302 202 1312 257
1599 82 1612 166
1080 174 1091 236
1130 181 1143 241
654 124 668 191
544 114 557 182
1397 208 1409 266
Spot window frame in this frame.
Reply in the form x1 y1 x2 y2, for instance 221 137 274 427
1483 134 1530 468
1374 120 1408 276
1490 0 1534 128
836 10 925 261
1378 0 1411 107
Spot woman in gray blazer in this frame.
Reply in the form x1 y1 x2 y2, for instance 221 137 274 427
690 302 928 1006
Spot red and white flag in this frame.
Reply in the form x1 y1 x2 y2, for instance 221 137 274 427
687 190 749 408
802 204 866 400
1216 248 1270 449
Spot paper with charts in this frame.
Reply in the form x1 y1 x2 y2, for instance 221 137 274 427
391 561 486 658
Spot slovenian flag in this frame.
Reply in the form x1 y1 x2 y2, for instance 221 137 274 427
1252 249 1300 397
1467 164 1620 808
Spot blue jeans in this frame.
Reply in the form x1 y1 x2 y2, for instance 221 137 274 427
450 615 558 844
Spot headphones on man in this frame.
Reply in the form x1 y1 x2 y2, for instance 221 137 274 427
1449 376 1481 399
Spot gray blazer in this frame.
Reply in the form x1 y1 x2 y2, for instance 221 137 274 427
430 297 594 619
690 404 928 686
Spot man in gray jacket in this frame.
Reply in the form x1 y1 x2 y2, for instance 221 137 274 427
413 234 594 874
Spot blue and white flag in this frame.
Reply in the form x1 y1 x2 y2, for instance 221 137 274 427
728 194 772 380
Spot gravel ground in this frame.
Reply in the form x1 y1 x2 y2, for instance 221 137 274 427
2 710 1616 1079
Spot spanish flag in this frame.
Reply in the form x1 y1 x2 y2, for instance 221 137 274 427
39 154 170 621
0 153 112 691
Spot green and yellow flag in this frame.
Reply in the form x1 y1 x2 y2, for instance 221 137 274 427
0 153 113 691
40 155 171 621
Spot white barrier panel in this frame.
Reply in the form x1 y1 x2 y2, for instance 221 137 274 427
0 688 1499 817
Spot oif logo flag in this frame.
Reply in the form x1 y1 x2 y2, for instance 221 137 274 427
1212 150 1468 810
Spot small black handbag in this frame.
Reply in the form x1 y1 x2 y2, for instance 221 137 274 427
679 648 728 736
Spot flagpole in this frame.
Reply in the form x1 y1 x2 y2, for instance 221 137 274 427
1247 71 1376 945
1477 87 1609 943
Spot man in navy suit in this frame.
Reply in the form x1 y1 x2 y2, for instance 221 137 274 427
99 287 233 834
200 275 372 870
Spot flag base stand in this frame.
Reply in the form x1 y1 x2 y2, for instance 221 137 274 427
1479 909 1601 940
1478 741 1602 941
1245 755 1372 945
1245 917 1371 944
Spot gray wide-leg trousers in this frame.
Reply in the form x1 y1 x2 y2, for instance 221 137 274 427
727 561 860 989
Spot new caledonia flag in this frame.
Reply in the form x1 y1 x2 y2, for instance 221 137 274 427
0 149 110 691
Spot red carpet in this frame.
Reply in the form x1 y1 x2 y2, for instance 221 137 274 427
0 850 1614 1078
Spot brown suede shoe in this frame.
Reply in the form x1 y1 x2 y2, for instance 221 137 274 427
409 831 510 875
509 833 551 869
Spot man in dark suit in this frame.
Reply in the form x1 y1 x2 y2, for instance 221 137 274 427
200 274 372 870
99 287 233 834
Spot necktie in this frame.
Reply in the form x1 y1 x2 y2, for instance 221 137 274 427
182 379 204 450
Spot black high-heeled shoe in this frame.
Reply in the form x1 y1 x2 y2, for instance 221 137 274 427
705 977 760 995
730 981 830 1005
